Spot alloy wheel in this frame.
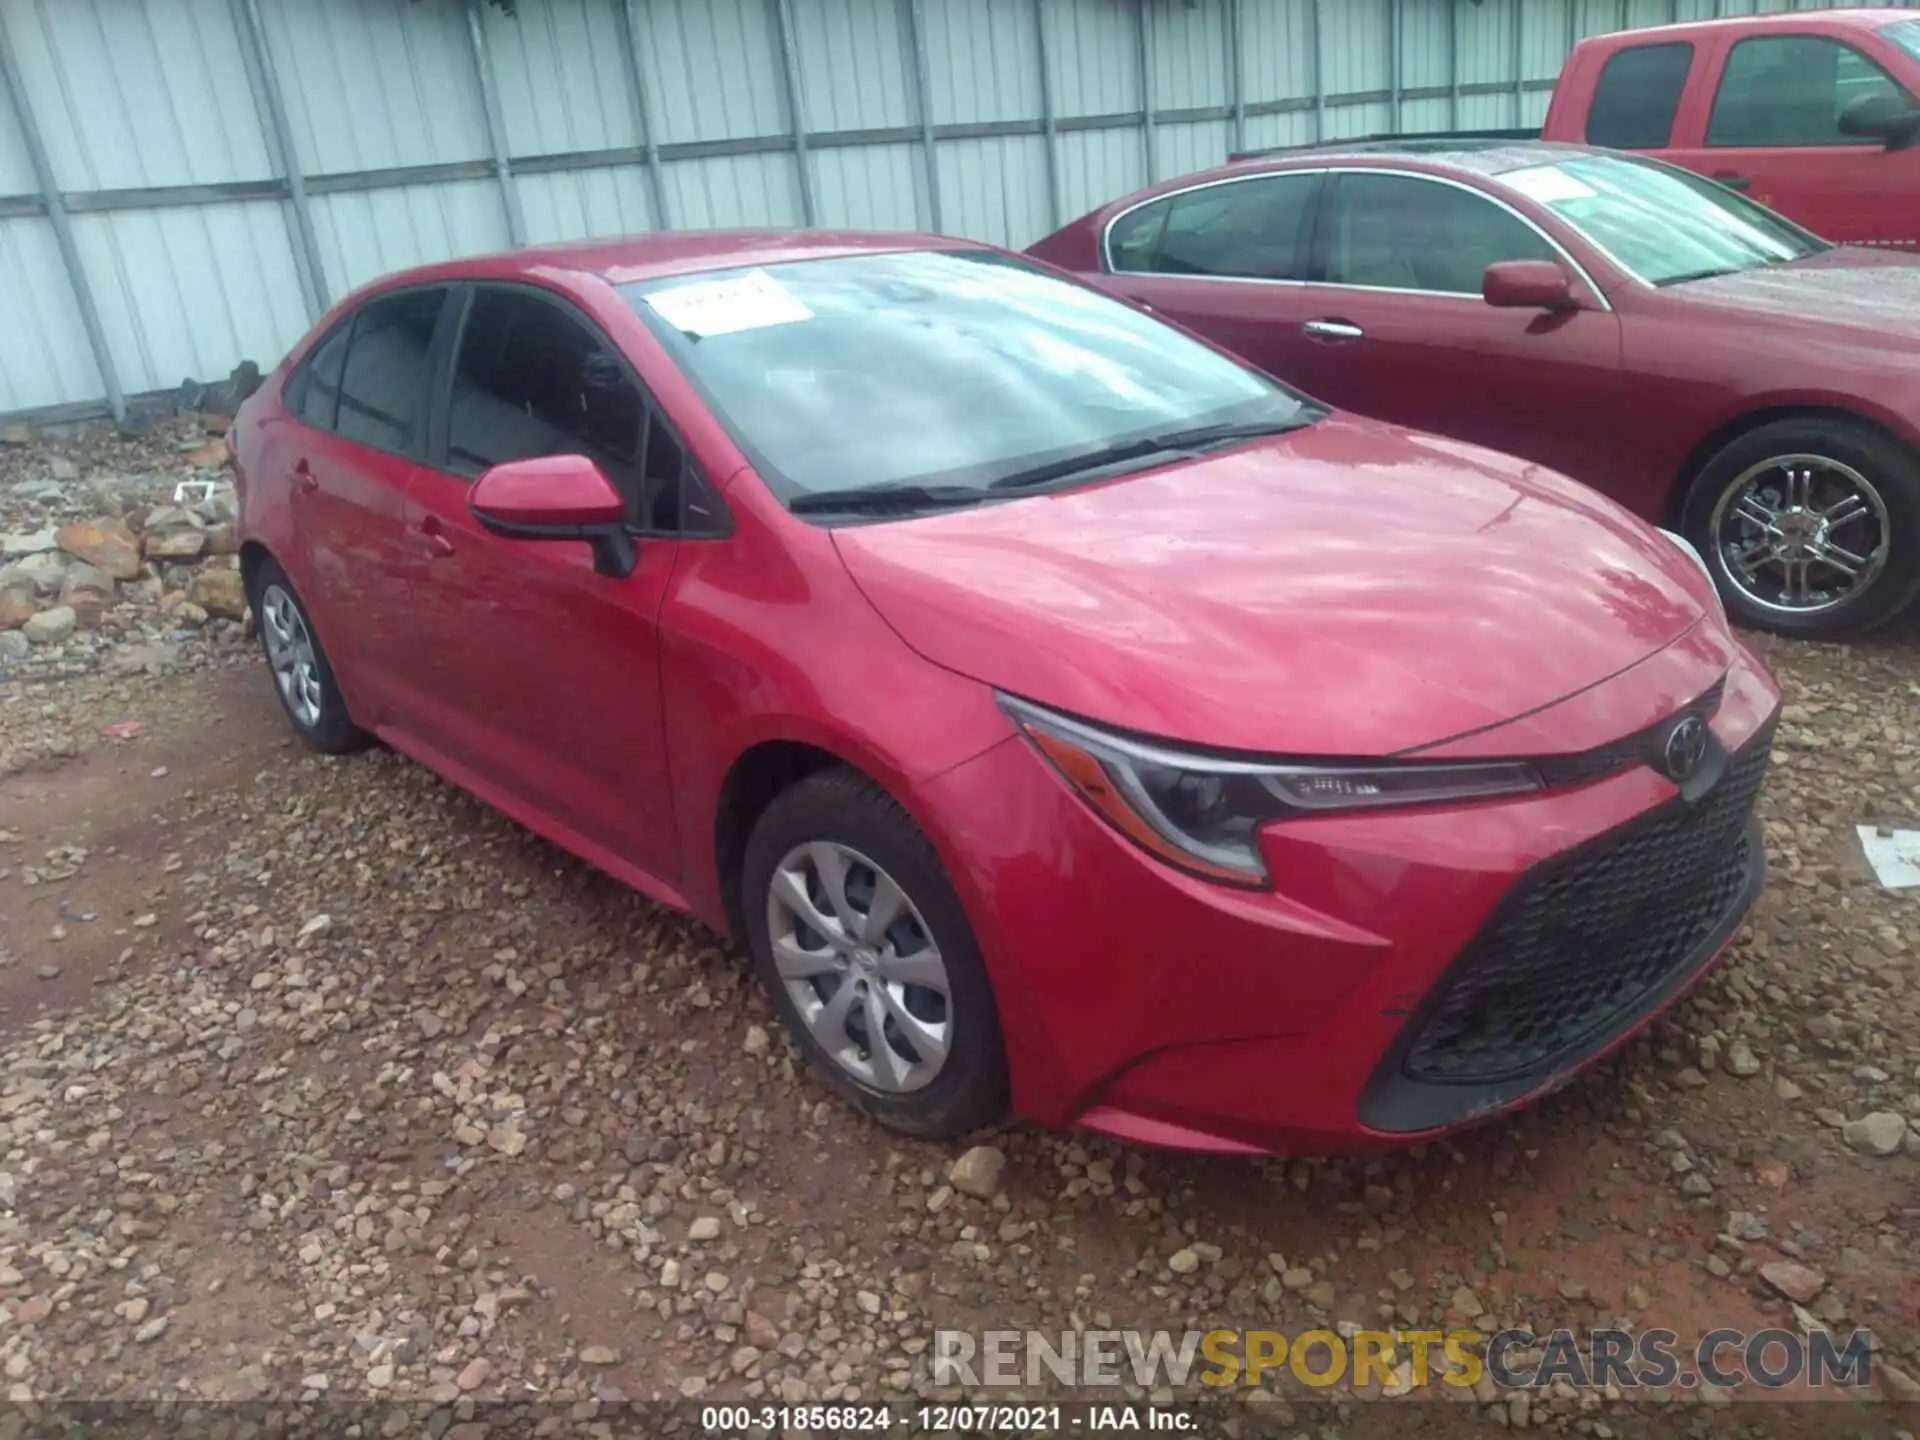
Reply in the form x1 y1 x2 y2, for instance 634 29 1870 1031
1709 454 1889 617
765 840 952 1093
260 583 324 729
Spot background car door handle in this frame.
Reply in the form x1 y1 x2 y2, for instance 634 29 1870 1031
290 459 318 494
412 521 455 558
1303 319 1365 341
1712 172 1751 192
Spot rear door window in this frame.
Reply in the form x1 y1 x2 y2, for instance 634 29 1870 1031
1585 42 1695 149
333 288 447 455
1108 175 1320 281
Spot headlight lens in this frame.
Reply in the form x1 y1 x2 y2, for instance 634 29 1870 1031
1659 528 1726 619
1000 695 1541 886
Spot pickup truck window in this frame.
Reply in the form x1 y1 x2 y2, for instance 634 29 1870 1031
1586 42 1694 150
1498 154 1826 286
1885 19 1920 64
1707 35 1914 148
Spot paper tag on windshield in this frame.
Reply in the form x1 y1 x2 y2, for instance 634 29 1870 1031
645 270 813 338
1501 165 1597 204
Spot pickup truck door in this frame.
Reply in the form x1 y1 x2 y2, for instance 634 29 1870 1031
1658 29 1920 251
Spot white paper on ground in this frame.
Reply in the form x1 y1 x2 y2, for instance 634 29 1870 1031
1857 825 1920 889
644 270 814 338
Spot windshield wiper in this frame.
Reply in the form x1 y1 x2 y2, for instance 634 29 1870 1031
1656 265 1745 287
986 436 1178 493
788 483 990 516
1152 412 1321 449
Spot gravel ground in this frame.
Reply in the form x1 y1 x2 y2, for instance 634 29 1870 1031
1 425 1917 1435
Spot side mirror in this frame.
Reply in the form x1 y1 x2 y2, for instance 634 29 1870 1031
468 455 635 578
1483 260 1577 312
1838 93 1920 151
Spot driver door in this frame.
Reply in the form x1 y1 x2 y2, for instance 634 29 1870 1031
1288 171 1625 490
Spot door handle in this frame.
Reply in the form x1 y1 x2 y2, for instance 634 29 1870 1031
290 459 318 494
412 520 455 559
1303 319 1365 341
1711 172 1751 191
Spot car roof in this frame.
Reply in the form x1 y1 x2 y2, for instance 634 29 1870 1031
1226 137 1598 180
1573 6 1912 41
376 229 991 292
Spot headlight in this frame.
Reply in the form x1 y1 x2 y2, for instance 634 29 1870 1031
1659 528 1726 619
1000 695 1541 887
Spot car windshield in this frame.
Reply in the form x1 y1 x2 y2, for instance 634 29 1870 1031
1495 152 1829 286
1885 18 1920 64
623 250 1309 504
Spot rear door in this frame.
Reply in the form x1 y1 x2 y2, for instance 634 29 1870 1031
279 286 450 728
1661 30 1920 249
1290 171 1624 489
1090 171 1328 391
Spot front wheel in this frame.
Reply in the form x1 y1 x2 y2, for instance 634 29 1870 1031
1680 417 1920 639
741 768 1009 1139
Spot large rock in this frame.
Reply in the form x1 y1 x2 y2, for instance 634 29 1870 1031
5 552 67 596
55 517 141 580
1 529 58 559
948 1145 1007 1200
59 562 115 629
21 606 75 646
0 631 28 662
145 528 206 560
0 586 33 630
1842 1111 1909 1157
188 566 247 621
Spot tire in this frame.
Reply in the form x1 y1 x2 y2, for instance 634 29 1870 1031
741 767 1009 1138
245 557 371 755
1679 416 1920 639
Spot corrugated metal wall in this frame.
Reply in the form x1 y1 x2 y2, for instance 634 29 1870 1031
0 0 1911 420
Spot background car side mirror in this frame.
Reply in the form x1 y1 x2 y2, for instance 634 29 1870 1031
1482 260 1578 312
468 455 636 578
1838 93 1920 151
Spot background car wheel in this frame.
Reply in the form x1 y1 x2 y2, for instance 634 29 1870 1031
741 767 1009 1138
1681 417 1920 639
246 557 371 754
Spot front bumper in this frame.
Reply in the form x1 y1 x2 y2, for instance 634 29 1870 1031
913 636 1781 1154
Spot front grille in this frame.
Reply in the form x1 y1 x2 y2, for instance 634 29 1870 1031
1533 676 1725 792
1402 724 1771 1085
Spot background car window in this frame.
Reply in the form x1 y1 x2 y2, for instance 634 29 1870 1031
333 289 444 454
1106 197 1171 271
1148 175 1318 280
445 289 650 513
1707 35 1913 147
1887 18 1920 64
295 324 350 432
1322 175 1556 294
1585 42 1695 149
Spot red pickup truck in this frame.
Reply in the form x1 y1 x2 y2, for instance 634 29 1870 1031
1542 8 1920 249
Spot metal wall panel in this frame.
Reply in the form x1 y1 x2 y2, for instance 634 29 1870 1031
7 0 1919 418
3 0 275 189
73 202 308 395
258 0 490 172
0 219 99 412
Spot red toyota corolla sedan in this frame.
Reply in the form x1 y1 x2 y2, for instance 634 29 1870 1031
1028 140 1920 640
230 231 1780 1155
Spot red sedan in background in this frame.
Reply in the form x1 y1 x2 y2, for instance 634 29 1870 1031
231 231 1778 1155
1028 139 1920 639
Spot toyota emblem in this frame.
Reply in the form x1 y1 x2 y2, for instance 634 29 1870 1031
1662 715 1709 782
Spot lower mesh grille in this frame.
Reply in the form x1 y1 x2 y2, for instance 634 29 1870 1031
1402 725 1772 1085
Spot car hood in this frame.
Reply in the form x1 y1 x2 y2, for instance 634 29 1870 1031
1673 247 1920 345
832 416 1710 757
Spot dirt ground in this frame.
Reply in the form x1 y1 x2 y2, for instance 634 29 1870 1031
1 429 1918 1436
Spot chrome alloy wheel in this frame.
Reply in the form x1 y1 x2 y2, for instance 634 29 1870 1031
765 840 952 1093
260 583 324 729
1709 455 1889 617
